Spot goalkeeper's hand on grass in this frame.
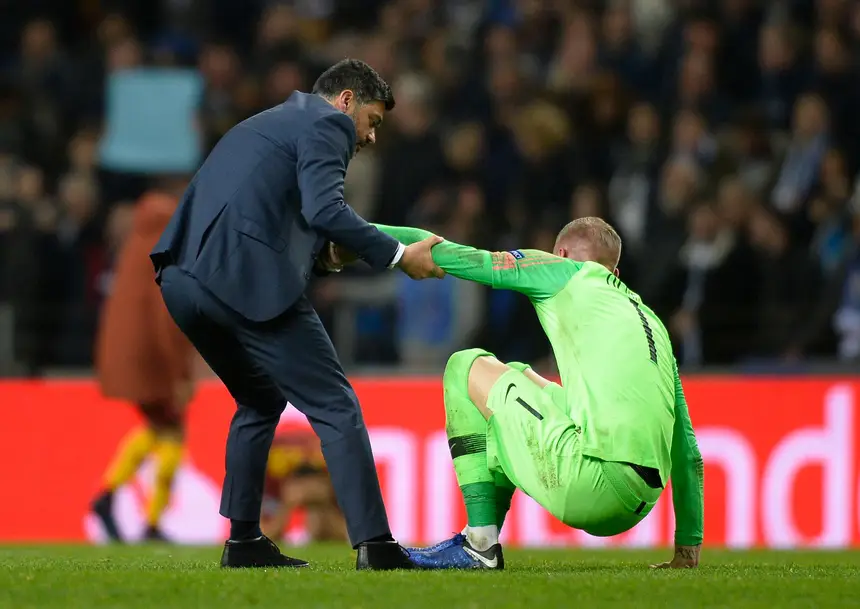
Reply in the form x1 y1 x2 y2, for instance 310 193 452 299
650 544 700 569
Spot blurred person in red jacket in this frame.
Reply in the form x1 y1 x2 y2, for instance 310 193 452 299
90 178 195 543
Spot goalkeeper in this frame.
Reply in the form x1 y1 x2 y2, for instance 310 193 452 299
328 217 704 570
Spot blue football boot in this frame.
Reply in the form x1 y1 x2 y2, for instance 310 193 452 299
407 532 466 554
408 538 504 570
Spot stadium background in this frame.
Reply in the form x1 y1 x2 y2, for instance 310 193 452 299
1 0 858 547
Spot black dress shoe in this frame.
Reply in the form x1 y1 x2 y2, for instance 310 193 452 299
356 540 415 570
220 535 309 568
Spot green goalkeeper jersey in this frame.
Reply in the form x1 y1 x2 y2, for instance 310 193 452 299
376 225 705 546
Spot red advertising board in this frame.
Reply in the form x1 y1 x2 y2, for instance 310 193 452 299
0 377 858 547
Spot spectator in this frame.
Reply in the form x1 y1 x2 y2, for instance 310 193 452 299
747 204 821 358
67 127 100 176
570 183 605 221
663 201 760 366
634 156 703 303
442 121 485 183
815 0 849 29
630 0 674 55
809 148 853 275
375 72 446 227
599 0 654 96
254 4 302 69
105 36 144 73
0 163 43 371
46 172 103 366
716 174 756 236
831 211 860 361
718 0 763 104
5 2 860 372
757 22 808 132
850 2 860 61
547 12 599 96
790 182 860 360
607 101 662 255
582 72 630 182
508 100 575 221
262 57 306 108
198 42 243 152
673 49 728 127
668 108 719 168
770 93 829 219
810 27 860 163
11 19 74 175
722 110 777 195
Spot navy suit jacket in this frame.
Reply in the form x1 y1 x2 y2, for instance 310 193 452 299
151 92 400 322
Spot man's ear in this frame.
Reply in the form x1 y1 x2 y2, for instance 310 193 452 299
613 268 620 277
337 90 354 113
555 247 568 258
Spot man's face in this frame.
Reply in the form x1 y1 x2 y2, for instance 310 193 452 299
334 91 385 156
793 96 826 138
673 111 704 151
628 104 658 145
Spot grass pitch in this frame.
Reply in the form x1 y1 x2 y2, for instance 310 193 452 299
1 544 858 608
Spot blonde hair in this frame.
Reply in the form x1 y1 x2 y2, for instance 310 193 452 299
555 216 622 269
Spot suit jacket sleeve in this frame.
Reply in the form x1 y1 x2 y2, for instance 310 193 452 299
296 112 400 270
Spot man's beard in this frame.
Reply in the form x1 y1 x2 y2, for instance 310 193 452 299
349 107 365 156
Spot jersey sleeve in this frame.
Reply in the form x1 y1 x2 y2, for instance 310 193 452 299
670 361 705 546
374 224 579 301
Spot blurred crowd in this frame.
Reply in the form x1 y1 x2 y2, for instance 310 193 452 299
2 0 860 374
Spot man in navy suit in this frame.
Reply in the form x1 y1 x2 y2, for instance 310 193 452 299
151 59 443 569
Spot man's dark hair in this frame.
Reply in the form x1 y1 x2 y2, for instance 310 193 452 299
312 59 395 110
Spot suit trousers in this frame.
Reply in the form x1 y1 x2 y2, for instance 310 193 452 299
158 265 391 546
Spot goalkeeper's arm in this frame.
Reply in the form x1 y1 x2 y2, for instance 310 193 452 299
670 361 705 548
372 224 577 302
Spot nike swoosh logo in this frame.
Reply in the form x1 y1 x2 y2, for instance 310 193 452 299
463 546 498 568
504 383 516 402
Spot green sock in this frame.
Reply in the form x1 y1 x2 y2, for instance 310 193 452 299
494 472 516 530
443 348 498 528
460 481 497 527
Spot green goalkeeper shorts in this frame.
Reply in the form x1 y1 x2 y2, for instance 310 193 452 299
485 368 663 537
